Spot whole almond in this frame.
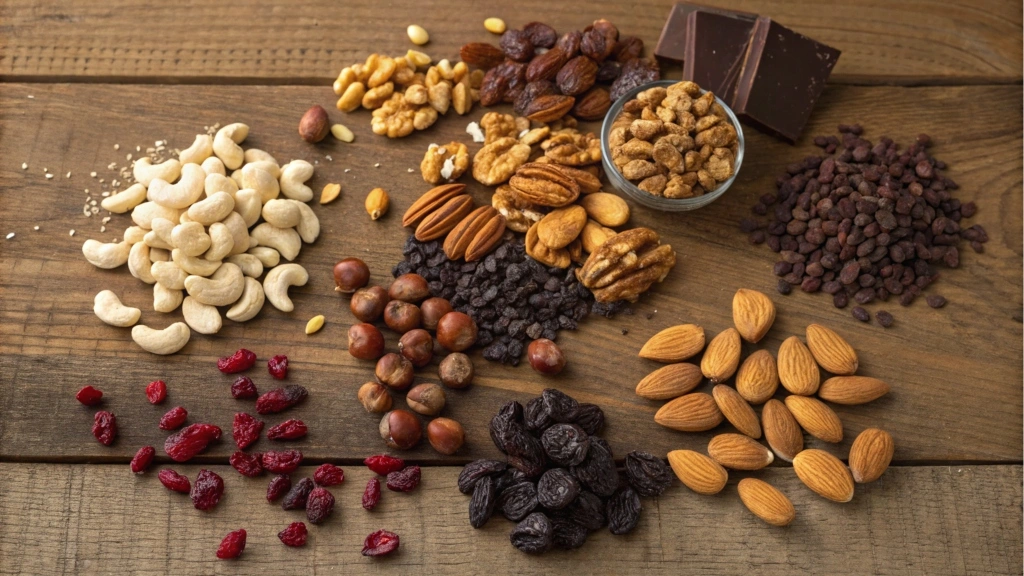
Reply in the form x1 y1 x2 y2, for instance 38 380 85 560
572 87 612 121
777 336 820 395
785 395 843 443
578 192 630 227
707 433 774 470
402 183 466 227
525 94 575 123
793 449 855 503
525 46 568 82
805 324 859 375
580 219 616 254
761 399 803 462
635 363 703 400
639 324 706 363
298 105 330 143
712 384 761 438
459 42 505 69
667 449 728 495
818 376 890 405
700 328 741 383
735 349 779 404
737 478 796 527
732 289 776 343
654 392 723 432
848 428 894 483
444 206 495 260
465 213 506 262
415 195 475 241
537 205 587 249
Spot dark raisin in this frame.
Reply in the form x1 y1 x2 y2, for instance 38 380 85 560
541 388 580 422
609 57 660 101
469 476 498 528
267 419 307 441
458 459 507 494
500 30 534 62
158 469 191 493
364 454 406 476
266 474 291 502
876 310 895 327
362 477 381 510
282 477 314 510
536 468 580 510
564 491 606 531
130 446 155 474
573 403 605 435
145 380 166 404
624 451 673 497
306 487 335 524
510 512 553 554
218 348 257 373
267 354 289 379
362 530 400 557
159 406 188 430
606 487 641 535
255 385 308 414
229 451 264 477
164 423 221 462
386 465 421 492
191 469 225 511
91 411 117 445
313 463 344 486
230 376 258 399
232 412 264 450
524 397 553 432
278 522 308 547
541 423 590 466
852 306 871 322
216 529 246 560
494 467 528 495
570 439 617 497
523 21 557 48
498 481 539 521
926 294 947 308
551 516 588 549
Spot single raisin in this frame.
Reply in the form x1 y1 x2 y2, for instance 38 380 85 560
92 411 117 446
510 512 553 554
130 446 155 474
574 403 605 436
262 450 303 474
191 469 225 511
268 354 289 379
541 423 590 467
305 486 335 524
313 463 345 486
537 468 580 510
232 412 264 450
494 467 528 495
500 29 534 62
267 419 308 441
570 440 617 497
76 385 103 406
876 310 895 327
230 376 258 399
458 459 506 494
158 469 191 493
524 397 553 432
145 380 167 404
215 529 246 560
267 474 292 502
229 451 264 477
278 521 308 547
852 306 871 322
364 454 406 476
606 487 641 535
542 389 580 423
469 476 497 528
362 529 400 557
624 451 673 497
362 477 382 510
164 423 221 461
550 516 588 549
218 348 257 374
256 385 308 414
522 21 557 48
282 477 315 510
158 406 188 430
386 465 422 492
498 481 538 521
564 490 605 531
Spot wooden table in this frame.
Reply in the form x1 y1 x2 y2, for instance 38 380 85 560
1 1 1021 573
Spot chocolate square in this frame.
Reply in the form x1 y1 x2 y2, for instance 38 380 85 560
682 9 757 105
655 2 755 64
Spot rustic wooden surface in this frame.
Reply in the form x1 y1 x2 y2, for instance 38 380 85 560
0 1 1021 574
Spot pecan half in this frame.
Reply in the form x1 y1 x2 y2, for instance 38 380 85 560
444 206 497 260
577 227 676 302
402 183 466 227
414 195 475 241
508 163 581 207
465 212 507 262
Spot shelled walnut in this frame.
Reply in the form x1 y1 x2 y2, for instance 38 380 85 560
421 142 469 184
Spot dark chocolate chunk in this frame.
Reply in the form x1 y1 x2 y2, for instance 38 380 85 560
683 9 757 105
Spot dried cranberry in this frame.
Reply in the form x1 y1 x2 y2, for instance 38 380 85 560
256 385 308 414
191 469 225 511
361 530 400 557
158 406 188 430
145 380 167 404
164 423 222 462
267 474 292 502
386 465 421 492
364 454 406 476
92 411 117 446
230 376 258 399
158 469 191 493
267 354 289 379
262 449 303 474
76 385 103 406
362 477 381 510
305 486 335 524
229 451 264 477
313 463 345 486
232 412 264 450
278 522 308 547
281 477 314 510
215 529 246 559
267 419 307 441
218 348 257 373
130 446 155 474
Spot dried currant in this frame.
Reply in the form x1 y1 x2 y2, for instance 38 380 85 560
230 376 258 399
256 385 308 414
469 476 497 529
570 439 617 497
158 469 191 493
386 465 421 492
267 474 291 502
218 348 257 374
536 468 580 510
278 521 308 547
232 412 264 450
523 21 557 48
458 459 507 494
362 530 400 557
606 487 641 535
305 486 335 524
262 450 303 474
229 451 264 477
76 385 103 406
624 451 673 497
362 477 382 510
216 529 246 560
267 354 289 379
145 380 167 404
158 406 187 430
364 454 406 476
281 477 315 510
542 389 580 423
92 411 117 446
573 403 605 436
551 516 588 550
314 463 345 486
500 29 534 62
541 423 590 467
498 481 539 522
130 446 155 474
564 490 606 531
191 469 225 511
524 397 553 432
267 419 308 441
510 512 553 554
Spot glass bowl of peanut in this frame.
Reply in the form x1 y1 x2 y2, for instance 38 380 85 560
600 79 744 211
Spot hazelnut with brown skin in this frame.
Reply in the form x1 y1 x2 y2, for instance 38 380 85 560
348 322 385 360
438 353 474 389
527 338 566 375
427 417 465 455
379 409 422 450
358 381 392 413
435 311 478 352
388 273 431 303
333 258 370 293
375 353 415 391
420 297 453 331
398 329 434 368
406 383 446 416
299 105 330 143
350 285 389 322
383 300 422 334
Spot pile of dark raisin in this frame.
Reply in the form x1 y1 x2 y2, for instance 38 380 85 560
458 389 673 553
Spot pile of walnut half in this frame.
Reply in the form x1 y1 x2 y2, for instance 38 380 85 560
610 81 739 198
83 124 319 355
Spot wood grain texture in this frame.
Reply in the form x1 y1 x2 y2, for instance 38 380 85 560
0 463 1019 575
0 83 1020 465
0 0 1020 84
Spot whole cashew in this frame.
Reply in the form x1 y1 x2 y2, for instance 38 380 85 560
222 212 251 256
246 160 282 180
201 156 226 176
261 198 301 228
178 211 195 225
242 164 280 204
82 239 130 269
204 222 234 261
151 261 188 290
188 191 235 225
279 160 315 202
184 262 244 306
204 173 238 198
131 201 181 229
226 277 265 322
213 123 249 170
230 169 244 189
182 296 223 335
171 221 212 256
244 148 278 166
233 189 262 227
133 158 182 187
227 253 264 278
293 200 321 243
147 164 205 209
150 247 171 262
123 225 147 245
131 322 191 355
179 134 213 165
93 290 141 327
143 217 175 249
248 246 280 268
128 241 156 284
153 282 184 312
250 223 301 261
172 248 221 277
101 183 148 214
263 263 309 312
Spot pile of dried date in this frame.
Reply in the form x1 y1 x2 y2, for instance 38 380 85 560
459 389 673 553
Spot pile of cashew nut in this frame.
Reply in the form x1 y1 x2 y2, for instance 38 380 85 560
85 123 318 354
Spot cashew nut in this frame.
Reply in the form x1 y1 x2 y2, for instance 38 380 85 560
230 169 244 189
213 123 249 170
171 221 212 256
143 218 175 249
128 241 156 284
261 198 301 228
133 158 182 187
242 164 280 204
201 156 226 176
293 200 321 243
184 262 244 306
179 134 214 165
149 247 171 262
101 183 148 214
131 201 181 229
204 222 234 261
131 322 191 355
250 223 301 261
147 164 205 209
204 173 238 198
153 282 184 312
246 159 282 180
82 239 130 269
182 296 223 335
226 277 265 322
172 248 222 277
227 253 264 278
279 160 314 202
178 211 195 225
233 188 262 227
222 212 251 256
94 290 141 327
188 191 235 225
263 263 309 312
151 261 188 290
248 246 280 267
244 148 278 166
123 225 147 245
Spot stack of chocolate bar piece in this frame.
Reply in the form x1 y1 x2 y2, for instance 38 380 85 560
655 3 841 143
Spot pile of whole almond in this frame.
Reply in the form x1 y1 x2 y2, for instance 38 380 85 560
636 288 894 526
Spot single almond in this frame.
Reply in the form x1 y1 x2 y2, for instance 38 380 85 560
415 194 475 241
667 449 728 495
793 449 855 503
639 324 706 363
785 395 843 443
444 206 495 260
402 183 466 227
700 328 741 383
707 433 774 470
654 392 723 432
737 478 796 527
578 192 630 227
818 376 890 405
635 363 703 400
848 428 894 483
805 324 859 375
732 289 776 343
537 205 587 249
777 336 820 395
735 349 779 404
465 213 507 262
761 399 803 462
319 182 342 205
712 384 761 438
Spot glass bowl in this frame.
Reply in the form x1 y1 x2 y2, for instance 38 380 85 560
600 79 745 212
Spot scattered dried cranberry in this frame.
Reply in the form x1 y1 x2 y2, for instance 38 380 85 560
282 477 315 510
191 469 225 511
362 477 381 510
92 411 117 446
314 463 345 486
256 385 308 414
231 412 263 450
158 469 191 493
230 376 258 399
386 465 421 492
130 446 155 474
218 349 257 374
306 486 335 524
158 406 188 430
268 355 289 379
216 529 246 560
262 450 303 474
362 530 400 557
278 522 308 547
145 380 167 404
267 419 308 441
229 451 264 477
267 474 292 502
364 454 405 476
76 385 103 406
164 423 222 462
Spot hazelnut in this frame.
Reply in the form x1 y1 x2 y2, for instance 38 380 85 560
438 352 474 389
406 382 446 416
388 273 430 303
427 417 465 455
375 352 414 391
383 300 422 334
299 105 330 143
348 322 385 360
398 328 434 368
420 297 453 331
333 257 370 293
350 285 389 322
358 381 392 413
379 409 422 450
435 311 478 352
527 338 566 375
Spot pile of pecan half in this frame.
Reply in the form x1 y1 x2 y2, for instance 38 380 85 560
402 184 507 262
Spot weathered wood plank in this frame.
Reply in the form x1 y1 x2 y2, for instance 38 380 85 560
0 0 1020 84
0 83 1020 464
